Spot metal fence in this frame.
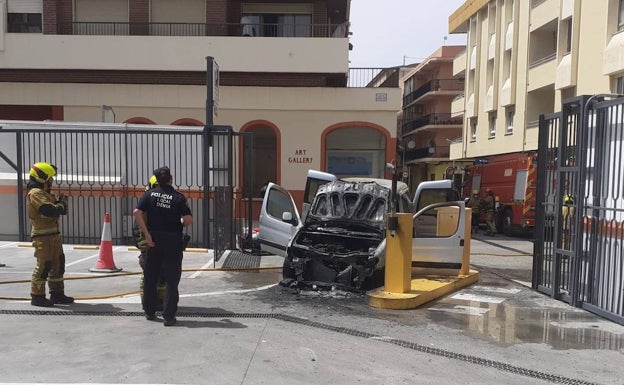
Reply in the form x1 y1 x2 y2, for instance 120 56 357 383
534 95 624 325
0 122 253 262
69 22 344 38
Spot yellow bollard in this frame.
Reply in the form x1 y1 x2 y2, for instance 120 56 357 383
384 213 413 294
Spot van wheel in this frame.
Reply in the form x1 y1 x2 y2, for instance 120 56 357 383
282 258 296 280
363 269 385 290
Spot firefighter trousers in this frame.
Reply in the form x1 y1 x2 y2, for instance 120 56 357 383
31 234 65 295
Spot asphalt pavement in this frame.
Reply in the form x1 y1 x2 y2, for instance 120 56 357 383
0 236 623 385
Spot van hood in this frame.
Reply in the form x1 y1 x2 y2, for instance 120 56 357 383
304 180 390 229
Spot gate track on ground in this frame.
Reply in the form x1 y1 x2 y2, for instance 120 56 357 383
0 309 600 385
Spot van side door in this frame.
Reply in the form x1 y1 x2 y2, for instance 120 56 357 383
412 201 466 275
258 183 302 257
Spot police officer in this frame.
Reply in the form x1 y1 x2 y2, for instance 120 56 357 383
26 162 74 307
483 188 497 236
466 189 481 234
134 166 193 326
133 175 166 307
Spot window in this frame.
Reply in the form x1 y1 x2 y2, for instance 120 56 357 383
241 13 312 37
7 13 42 33
506 108 515 134
470 118 477 141
615 75 624 94
326 127 386 178
563 18 572 54
266 189 295 221
489 113 497 138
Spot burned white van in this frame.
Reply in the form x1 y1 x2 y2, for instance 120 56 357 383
258 171 466 291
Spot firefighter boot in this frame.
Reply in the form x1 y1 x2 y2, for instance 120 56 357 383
31 294 54 307
50 292 75 304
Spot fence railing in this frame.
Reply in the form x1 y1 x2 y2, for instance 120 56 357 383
68 22 346 38
347 68 387 88
0 123 252 260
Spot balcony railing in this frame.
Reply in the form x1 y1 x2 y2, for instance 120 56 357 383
68 22 346 37
402 113 463 133
529 52 557 68
403 78 464 106
403 145 450 162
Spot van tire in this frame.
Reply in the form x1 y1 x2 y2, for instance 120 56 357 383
282 258 296 280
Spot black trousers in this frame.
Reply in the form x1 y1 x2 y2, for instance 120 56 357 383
143 232 183 320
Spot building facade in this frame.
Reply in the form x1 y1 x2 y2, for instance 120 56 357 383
0 0 401 209
448 0 624 161
398 45 467 192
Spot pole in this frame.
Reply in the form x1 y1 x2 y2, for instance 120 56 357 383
206 56 214 127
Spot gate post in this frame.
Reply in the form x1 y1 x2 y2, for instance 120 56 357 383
203 124 212 249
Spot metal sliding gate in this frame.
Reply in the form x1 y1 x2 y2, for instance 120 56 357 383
534 95 624 325
0 122 253 262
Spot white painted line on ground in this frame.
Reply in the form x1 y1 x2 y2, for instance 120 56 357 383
0 242 19 248
188 256 215 278
65 246 125 267
450 292 506 304
181 283 277 297
512 279 532 287
76 283 277 304
470 285 522 294
429 305 490 316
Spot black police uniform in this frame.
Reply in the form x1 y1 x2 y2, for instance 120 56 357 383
136 183 191 322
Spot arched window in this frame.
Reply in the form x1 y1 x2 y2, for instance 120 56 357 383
241 123 278 197
326 127 386 178
124 117 156 124
171 118 203 126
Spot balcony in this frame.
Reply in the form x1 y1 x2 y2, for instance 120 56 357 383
528 52 557 91
403 145 450 163
67 22 344 38
0 33 347 74
402 113 463 135
453 50 466 77
451 93 465 117
402 79 464 106
530 0 558 32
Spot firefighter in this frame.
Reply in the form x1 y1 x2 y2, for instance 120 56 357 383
483 188 497 236
133 175 166 309
562 194 575 249
26 162 74 307
466 189 481 234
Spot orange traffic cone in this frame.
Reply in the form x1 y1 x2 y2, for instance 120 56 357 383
89 213 122 273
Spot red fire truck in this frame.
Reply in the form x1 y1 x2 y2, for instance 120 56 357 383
463 152 537 235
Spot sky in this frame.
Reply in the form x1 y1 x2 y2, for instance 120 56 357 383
348 0 467 68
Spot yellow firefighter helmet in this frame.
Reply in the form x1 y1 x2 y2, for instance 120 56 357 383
29 162 57 183
147 175 158 190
